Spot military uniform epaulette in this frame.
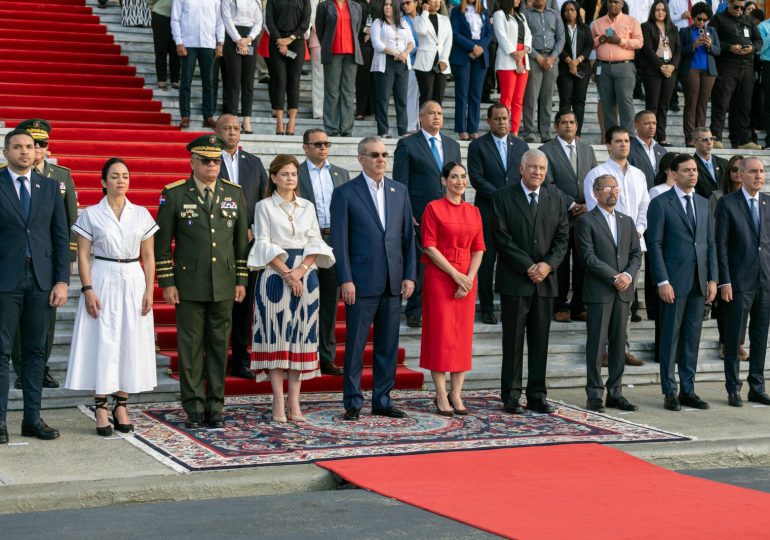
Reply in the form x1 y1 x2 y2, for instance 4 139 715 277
220 178 242 189
164 179 187 190
48 162 70 172
0 163 6 170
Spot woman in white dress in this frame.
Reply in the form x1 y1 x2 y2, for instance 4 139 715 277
65 158 159 437
248 154 335 423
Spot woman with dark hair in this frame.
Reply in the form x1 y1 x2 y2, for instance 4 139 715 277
678 2 720 146
264 0 311 135
493 0 532 135
639 0 680 145
420 162 485 416
556 0 592 136
248 155 335 423
354 0 381 121
65 158 159 436
450 0 493 140
147 0 180 90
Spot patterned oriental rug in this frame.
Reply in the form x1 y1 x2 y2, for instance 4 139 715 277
81 390 690 472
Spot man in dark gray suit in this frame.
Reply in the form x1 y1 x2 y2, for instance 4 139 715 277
468 102 529 324
299 128 350 376
542 111 597 322
715 157 770 407
575 174 642 413
216 114 268 378
628 110 666 189
648 154 718 411
393 101 461 327
692 127 728 200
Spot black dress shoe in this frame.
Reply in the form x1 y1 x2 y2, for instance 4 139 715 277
606 396 639 411
406 315 422 328
527 399 556 414
630 311 642 322
14 377 22 390
185 413 203 429
43 368 59 389
664 393 681 411
586 399 605 413
0 422 8 444
481 312 498 324
342 408 360 421
434 398 454 417
748 391 770 405
320 362 343 376
204 411 224 428
728 393 744 407
678 392 710 410
372 406 407 418
21 419 60 440
503 400 524 414
230 365 255 379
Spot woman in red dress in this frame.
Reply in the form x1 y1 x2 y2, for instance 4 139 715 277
420 162 485 416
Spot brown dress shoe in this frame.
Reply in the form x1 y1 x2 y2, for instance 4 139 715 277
553 312 571 322
179 116 190 128
739 345 749 361
625 352 645 366
601 353 608 367
203 117 217 129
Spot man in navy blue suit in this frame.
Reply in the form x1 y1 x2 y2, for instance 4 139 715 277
715 157 770 408
647 154 717 412
0 129 70 444
331 136 417 421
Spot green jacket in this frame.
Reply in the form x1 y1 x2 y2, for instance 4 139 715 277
41 161 78 261
155 176 249 302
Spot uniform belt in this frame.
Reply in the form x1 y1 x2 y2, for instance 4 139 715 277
599 59 631 64
536 48 553 55
95 256 140 263
320 228 331 235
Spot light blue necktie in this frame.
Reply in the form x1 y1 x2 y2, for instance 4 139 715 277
497 138 507 169
706 159 716 184
751 198 760 235
430 136 442 169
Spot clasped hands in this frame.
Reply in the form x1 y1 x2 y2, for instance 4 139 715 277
527 262 550 284
452 271 474 300
282 267 306 297
613 273 631 292
237 37 252 55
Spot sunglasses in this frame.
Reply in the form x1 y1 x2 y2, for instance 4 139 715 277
361 152 389 159
34 141 49 148
694 16 709 22
194 157 222 165
730 3 745 10
595 186 621 193
306 141 332 148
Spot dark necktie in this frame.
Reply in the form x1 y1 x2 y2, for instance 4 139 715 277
17 176 30 222
685 194 696 231
529 192 538 218
203 187 212 213
750 198 760 236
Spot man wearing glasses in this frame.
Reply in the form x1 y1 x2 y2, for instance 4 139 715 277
692 126 729 199
330 136 417 421
155 135 249 429
709 0 763 150
298 128 351 376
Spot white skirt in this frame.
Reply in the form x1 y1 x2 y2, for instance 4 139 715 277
65 259 157 394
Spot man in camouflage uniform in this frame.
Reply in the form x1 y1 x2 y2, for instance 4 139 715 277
155 135 249 429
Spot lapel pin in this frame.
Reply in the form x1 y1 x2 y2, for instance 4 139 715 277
390 187 395 192
35 183 40 189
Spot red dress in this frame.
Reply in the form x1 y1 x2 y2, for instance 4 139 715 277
419 198 485 372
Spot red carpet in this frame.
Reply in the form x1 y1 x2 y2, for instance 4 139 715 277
320 443 770 540
0 0 421 394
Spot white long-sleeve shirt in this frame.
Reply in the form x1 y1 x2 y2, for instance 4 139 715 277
221 0 263 42
172 0 225 48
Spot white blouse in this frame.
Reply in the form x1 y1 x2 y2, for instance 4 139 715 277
465 6 483 40
371 18 415 72
72 198 158 258
221 0 263 41
248 192 335 270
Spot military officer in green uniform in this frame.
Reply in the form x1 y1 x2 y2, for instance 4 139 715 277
6 119 78 389
155 135 249 429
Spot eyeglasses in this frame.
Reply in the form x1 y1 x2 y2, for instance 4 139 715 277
694 16 709 22
730 3 745 10
595 186 621 193
34 141 49 148
361 152 389 159
695 137 716 142
306 141 332 148
193 157 222 165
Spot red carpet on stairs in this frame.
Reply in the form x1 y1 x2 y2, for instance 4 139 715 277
0 0 422 395
320 443 770 540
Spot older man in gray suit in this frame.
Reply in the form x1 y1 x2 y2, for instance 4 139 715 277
299 128 351 375
575 174 642 413
542 111 597 322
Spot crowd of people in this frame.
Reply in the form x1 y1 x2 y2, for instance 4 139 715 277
139 0 770 149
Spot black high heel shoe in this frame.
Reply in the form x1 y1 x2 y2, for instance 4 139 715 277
434 397 454 417
448 395 469 415
111 394 134 433
95 396 113 437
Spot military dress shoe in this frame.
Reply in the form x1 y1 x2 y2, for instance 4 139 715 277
553 312 571 322
372 406 407 419
203 117 217 129
728 393 744 407
204 411 224 428
630 312 643 322
342 408 360 421
586 399 605 413
527 399 556 414
406 315 422 328
14 377 22 390
748 391 770 405
625 352 645 366
230 365 255 379
503 400 524 414
678 392 710 409
43 368 59 389
320 362 343 376
481 312 498 325
21 419 60 440
184 412 202 429
0 422 8 444
605 396 639 411
664 393 681 411
179 116 190 128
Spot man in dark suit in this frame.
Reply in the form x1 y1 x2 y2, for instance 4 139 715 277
468 102 529 324
299 128 350 376
692 126 729 199
0 129 70 444
575 174 642 413
331 136 417 421
216 114 268 379
647 154 718 411
393 100 461 327
628 110 666 189
542 110 597 322
492 149 569 414
715 157 770 407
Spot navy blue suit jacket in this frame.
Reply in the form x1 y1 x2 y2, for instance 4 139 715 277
715 190 770 293
449 7 493 69
0 168 69 291
647 188 717 297
330 174 417 297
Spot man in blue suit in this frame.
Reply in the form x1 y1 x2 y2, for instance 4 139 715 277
0 129 70 444
715 157 770 408
331 136 417 421
647 154 717 412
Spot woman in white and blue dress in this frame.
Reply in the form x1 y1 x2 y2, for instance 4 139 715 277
65 158 158 437
248 154 335 423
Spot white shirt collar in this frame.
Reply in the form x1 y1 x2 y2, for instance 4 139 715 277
597 204 615 219
520 179 541 198
6 167 33 183
674 184 694 198
363 171 385 190
308 160 330 172
742 186 760 202
271 191 306 208
421 129 442 144
492 133 507 145
558 136 576 150
635 136 655 150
